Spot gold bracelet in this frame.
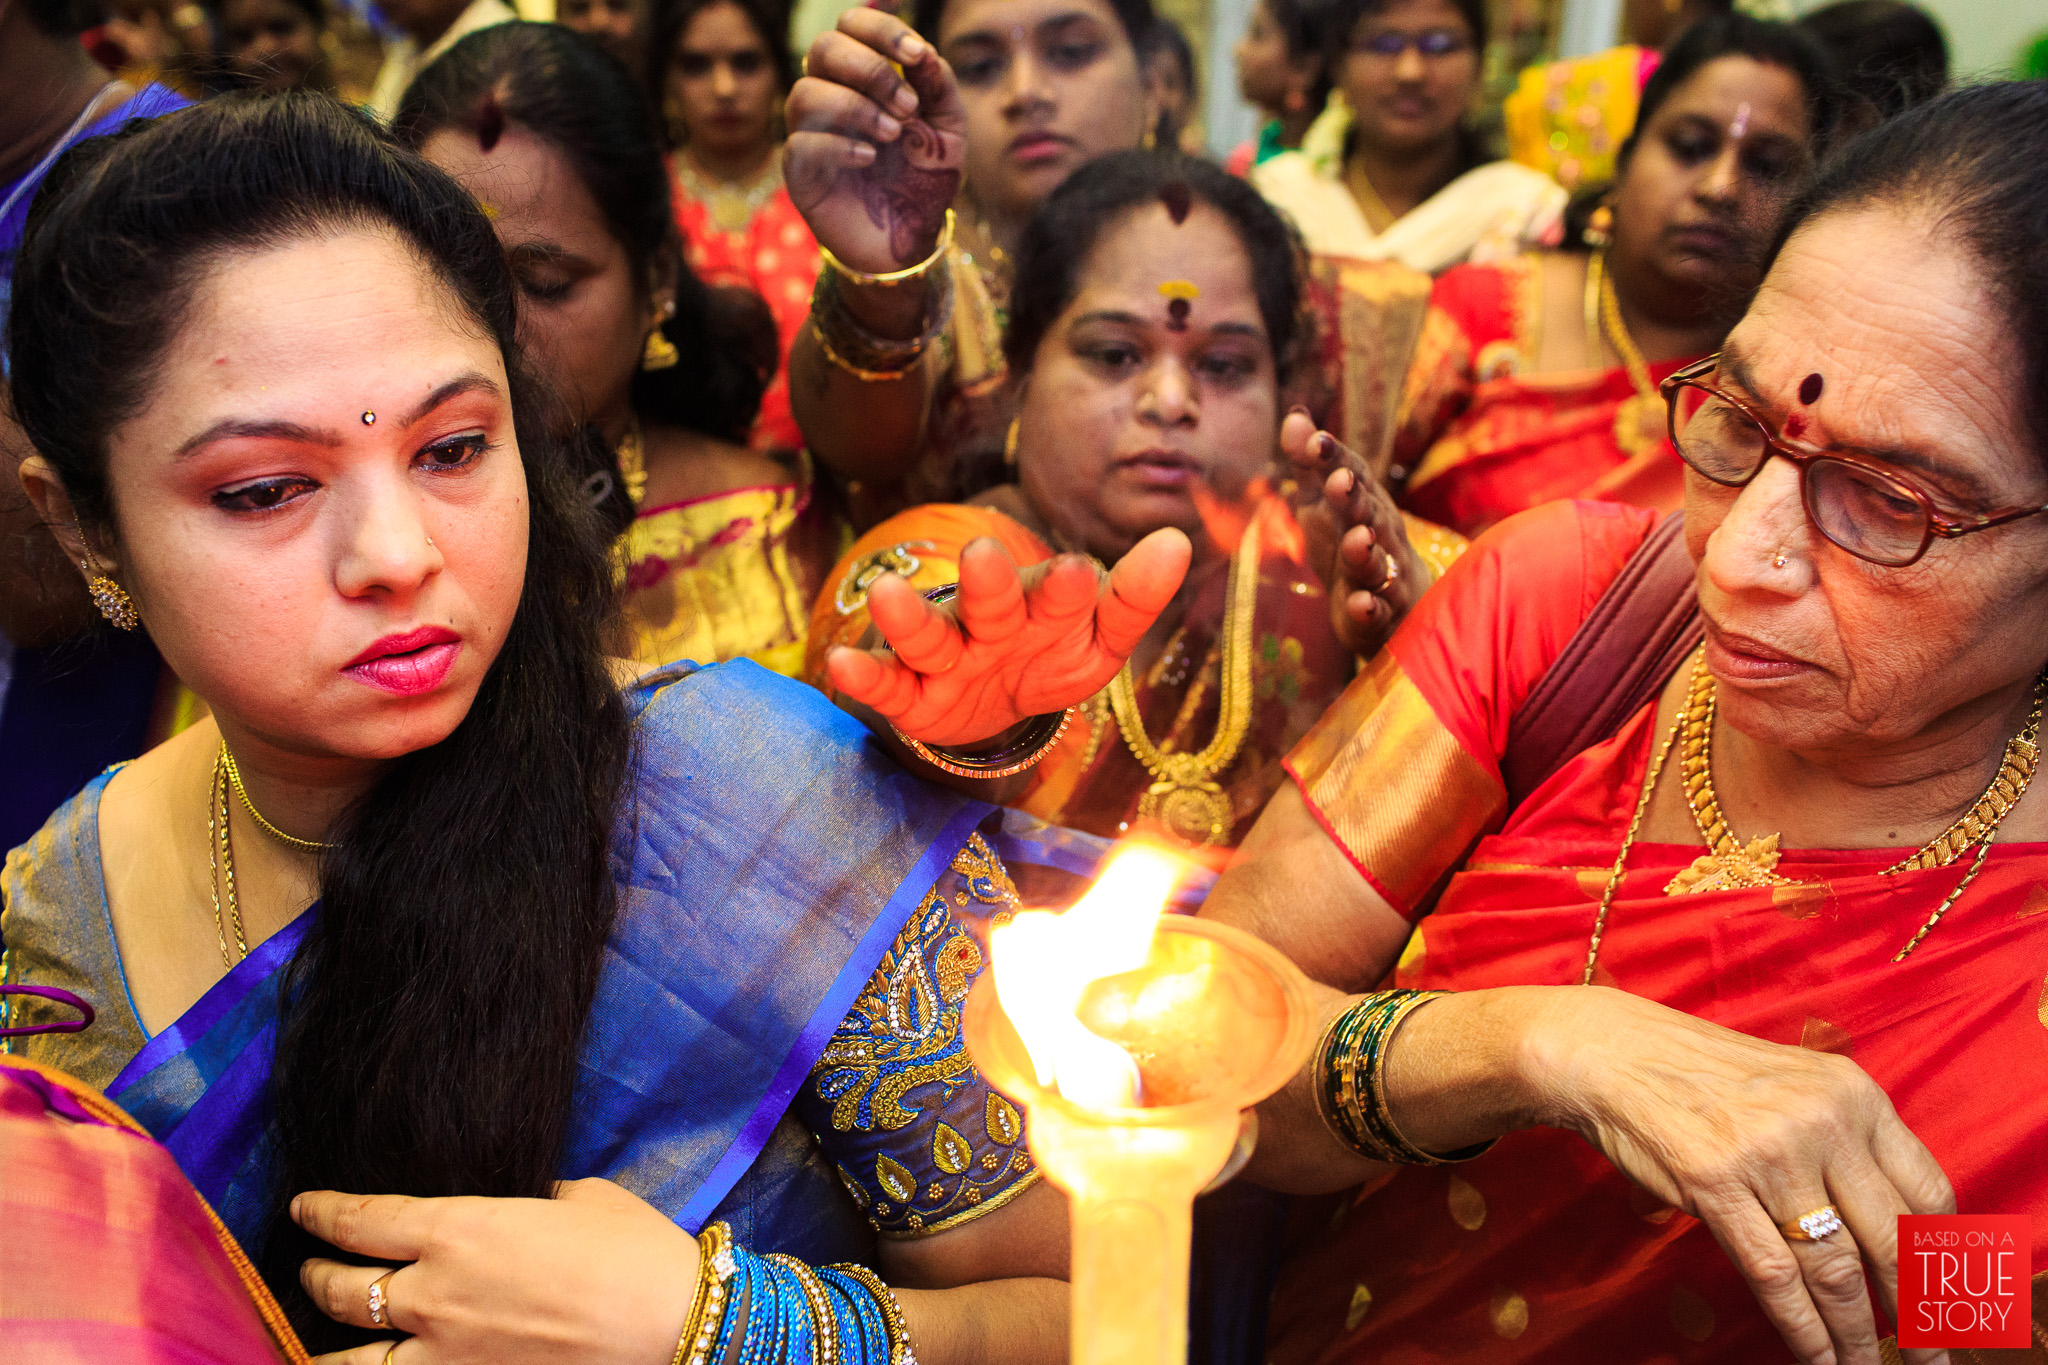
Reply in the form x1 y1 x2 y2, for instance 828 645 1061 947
829 1262 919 1365
673 1222 736 1365
819 209 955 288
809 318 926 382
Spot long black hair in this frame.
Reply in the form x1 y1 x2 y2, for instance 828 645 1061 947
6 92 632 1347
394 23 776 449
1769 81 2048 466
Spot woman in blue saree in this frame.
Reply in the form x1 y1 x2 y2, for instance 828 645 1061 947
0 91 1189 1363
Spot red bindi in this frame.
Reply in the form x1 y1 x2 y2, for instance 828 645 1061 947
1799 372 1823 404
1783 413 1806 438
1166 298 1190 331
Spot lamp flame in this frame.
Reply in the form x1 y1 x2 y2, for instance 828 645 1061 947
989 844 1183 1110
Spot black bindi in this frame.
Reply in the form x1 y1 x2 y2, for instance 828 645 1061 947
1799 372 1823 405
1166 298 1190 331
1160 181 1191 225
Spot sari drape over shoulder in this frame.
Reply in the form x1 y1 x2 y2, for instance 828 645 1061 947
0 661 1104 1264
0 1053 305 1363
1392 257 1696 538
803 502 1390 866
1251 95 1568 275
1268 501 2048 1363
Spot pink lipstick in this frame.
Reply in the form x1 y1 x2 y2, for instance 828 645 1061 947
344 626 461 696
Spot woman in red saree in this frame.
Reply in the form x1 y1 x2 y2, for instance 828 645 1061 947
1203 84 2048 1365
1391 16 1843 539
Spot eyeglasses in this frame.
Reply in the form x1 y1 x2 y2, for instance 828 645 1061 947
1661 354 2048 567
1346 27 1471 57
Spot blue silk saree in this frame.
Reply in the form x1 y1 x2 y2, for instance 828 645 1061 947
1 660 1139 1262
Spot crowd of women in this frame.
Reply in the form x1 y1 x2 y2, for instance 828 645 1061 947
3 0 2043 1360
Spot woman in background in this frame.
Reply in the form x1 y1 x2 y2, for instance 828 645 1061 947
210 0 339 95
398 23 834 673
653 0 817 453
1251 0 1564 273
1227 0 1329 176
559 0 647 69
1393 16 1842 537
806 153 1456 864
783 0 1160 527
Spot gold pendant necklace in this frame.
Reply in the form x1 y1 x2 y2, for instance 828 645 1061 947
1107 522 1260 846
1585 247 1662 455
1664 654 1801 894
674 149 781 235
209 740 334 967
1582 654 2046 980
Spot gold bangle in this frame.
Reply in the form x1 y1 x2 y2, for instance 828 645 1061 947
829 1262 918 1365
819 208 955 288
809 318 926 382
673 1222 735 1365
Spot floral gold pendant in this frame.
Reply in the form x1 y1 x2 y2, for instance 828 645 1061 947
1664 833 1797 895
1137 755 1234 846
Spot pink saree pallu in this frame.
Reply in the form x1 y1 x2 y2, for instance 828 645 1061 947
0 1052 306 1364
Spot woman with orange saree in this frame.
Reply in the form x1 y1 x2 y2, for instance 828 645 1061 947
1201 83 2048 1365
804 152 1463 867
1391 16 1844 540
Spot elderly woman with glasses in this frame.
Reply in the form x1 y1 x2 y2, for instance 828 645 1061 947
1197 83 2048 1365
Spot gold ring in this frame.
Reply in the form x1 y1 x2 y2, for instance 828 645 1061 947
1780 1205 1845 1242
381 1344 400 1365
367 1269 396 1326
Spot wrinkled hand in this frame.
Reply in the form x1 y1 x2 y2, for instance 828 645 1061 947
787 8 966 275
827 529 1191 747
1534 988 1954 1365
293 1178 698 1365
1283 411 1428 658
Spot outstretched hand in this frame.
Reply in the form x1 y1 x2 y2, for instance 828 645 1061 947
827 529 1192 747
1283 410 1429 658
786 7 967 276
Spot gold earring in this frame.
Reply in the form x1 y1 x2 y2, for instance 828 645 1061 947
642 323 680 371
1584 203 1613 248
1004 416 1021 467
80 544 138 630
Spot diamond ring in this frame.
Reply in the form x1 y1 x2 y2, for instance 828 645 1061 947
1780 1206 1845 1242
368 1270 396 1326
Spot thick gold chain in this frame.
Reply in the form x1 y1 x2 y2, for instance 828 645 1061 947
208 747 249 968
1106 520 1260 844
1587 652 2046 975
1586 247 1661 454
617 419 649 508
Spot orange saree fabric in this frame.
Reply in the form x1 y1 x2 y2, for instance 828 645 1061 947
0 1053 306 1363
803 502 1365 866
1392 258 1696 539
1272 500 2048 1363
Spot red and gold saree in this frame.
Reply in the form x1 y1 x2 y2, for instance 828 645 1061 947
1269 500 2048 1363
1392 259 1698 539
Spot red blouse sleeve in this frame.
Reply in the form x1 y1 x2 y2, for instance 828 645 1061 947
1284 500 1658 916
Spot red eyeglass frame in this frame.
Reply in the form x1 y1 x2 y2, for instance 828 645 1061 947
1660 353 2048 567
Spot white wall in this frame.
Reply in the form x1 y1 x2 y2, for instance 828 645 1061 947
1789 0 2045 81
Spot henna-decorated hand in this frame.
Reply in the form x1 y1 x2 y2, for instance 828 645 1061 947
787 8 967 276
825 529 1192 747
1283 410 1430 659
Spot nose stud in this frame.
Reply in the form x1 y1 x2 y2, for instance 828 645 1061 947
362 411 376 425
1772 552 1788 569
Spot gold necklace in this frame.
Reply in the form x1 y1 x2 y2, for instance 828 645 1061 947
617 419 649 507
210 741 334 968
1585 247 1662 454
1583 654 2045 980
1664 655 1800 893
1106 521 1260 846
1344 160 1398 235
673 148 782 234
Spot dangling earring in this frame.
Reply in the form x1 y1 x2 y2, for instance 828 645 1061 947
1141 122 1158 151
642 300 680 371
1004 416 1021 467
80 542 138 630
1584 203 1614 249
